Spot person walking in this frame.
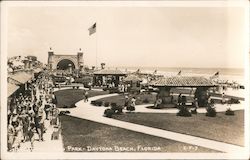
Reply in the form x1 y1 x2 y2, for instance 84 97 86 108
44 102 51 120
88 82 92 90
85 90 89 102
83 90 86 102
178 94 182 106
12 118 23 151
207 95 212 107
194 98 199 110
7 121 16 151
28 122 36 151
38 106 46 141
221 92 226 104
51 92 57 106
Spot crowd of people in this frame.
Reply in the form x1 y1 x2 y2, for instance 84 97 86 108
7 73 60 152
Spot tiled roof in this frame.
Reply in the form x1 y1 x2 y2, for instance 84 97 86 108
8 83 20 97
150 76 215 87
93 69 126 75
123 74 143 81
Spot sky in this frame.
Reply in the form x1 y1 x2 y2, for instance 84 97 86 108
7 6 246 68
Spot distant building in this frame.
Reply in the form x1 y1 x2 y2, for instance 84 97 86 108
47 48 84 72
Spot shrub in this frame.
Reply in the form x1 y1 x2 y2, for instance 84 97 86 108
116 105 123 114
112 105 123 114
111 103 117 110
111 102 117 108
176 106 192 117
143 98 149 103
69 104 76 108
225 108 235 116
206 107 217 117
65 110 70 114
104 102 110 107
96 101 103 106
109 87 119 93
104 109 115 118
59 110 71 116
62 105 68 108
91 100 97 106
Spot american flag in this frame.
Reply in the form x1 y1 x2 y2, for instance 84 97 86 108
177 70 181 76
88 23 96 36
214 71 219 76
210 71 219 80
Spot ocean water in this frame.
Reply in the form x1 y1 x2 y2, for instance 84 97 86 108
117 67 244 76
111 67 245 84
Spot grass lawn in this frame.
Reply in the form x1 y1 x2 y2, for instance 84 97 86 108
59 115 219 152
112 111 244 146
55 89 109 108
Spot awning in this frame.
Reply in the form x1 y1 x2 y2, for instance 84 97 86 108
9 71 33 84
8 83 20 97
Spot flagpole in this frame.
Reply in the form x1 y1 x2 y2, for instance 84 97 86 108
95 23 98 68
89 22 97 68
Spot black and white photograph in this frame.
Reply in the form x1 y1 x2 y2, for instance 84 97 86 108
1 1 249 159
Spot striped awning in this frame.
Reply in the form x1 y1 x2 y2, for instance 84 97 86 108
150 76 216 87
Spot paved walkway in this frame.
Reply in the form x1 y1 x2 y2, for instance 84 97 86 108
59 94 245 153
17 85 64 152
17 119 64 152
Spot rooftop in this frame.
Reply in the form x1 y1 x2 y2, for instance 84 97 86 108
8 83 20 97
150 76 216 87
123 74 143 82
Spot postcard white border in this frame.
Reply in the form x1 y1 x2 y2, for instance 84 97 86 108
1 1 249 159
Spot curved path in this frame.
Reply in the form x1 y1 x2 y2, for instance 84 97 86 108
59 93 246 153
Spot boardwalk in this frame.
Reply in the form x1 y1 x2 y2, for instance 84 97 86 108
17 85 64 152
